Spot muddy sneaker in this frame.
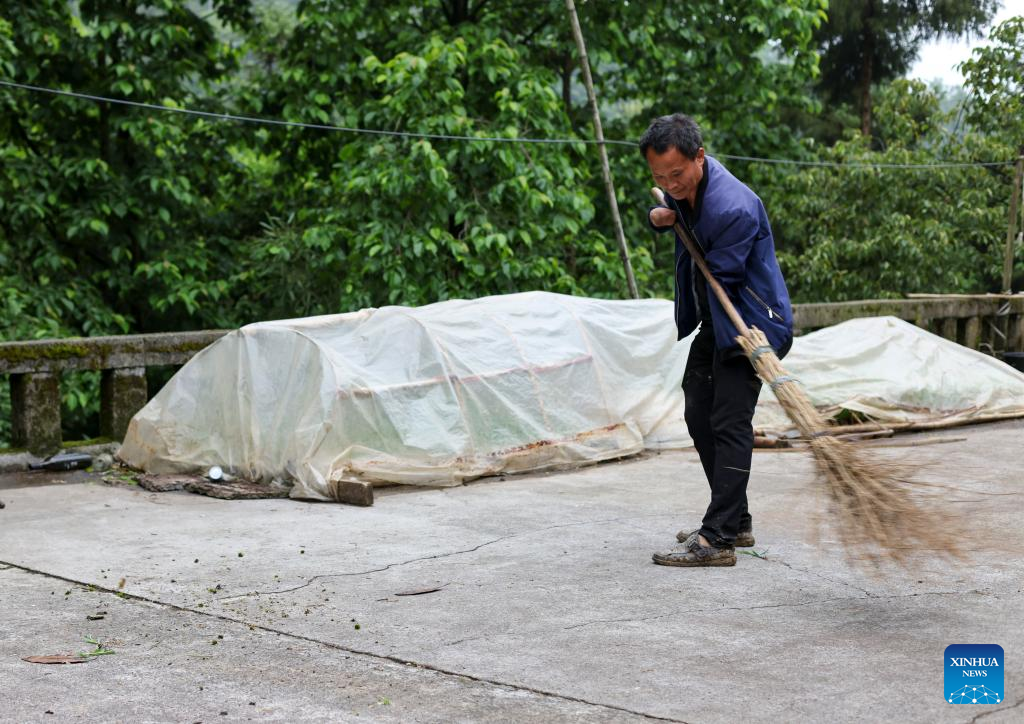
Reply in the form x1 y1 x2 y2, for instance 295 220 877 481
652 541 736 567
676 528 755 547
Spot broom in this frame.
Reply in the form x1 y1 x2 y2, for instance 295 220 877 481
650 187 961 566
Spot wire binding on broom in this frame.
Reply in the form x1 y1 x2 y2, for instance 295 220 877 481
748 345 775 364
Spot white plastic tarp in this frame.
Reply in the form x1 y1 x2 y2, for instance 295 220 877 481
117 293 1024 501
752 316 1024 431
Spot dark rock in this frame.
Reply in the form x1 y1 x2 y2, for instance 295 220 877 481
183 479 290 500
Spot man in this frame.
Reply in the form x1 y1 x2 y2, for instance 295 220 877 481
641 114 793 567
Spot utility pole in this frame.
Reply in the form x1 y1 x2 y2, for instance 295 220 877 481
564 0 639 299
1003 148 1023 294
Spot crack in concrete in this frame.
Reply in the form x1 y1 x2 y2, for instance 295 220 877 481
447 631 513 647
1 559 687 723
561 589 992 631
561 595 862 631
445 588 1001 645
968 695 1024 723
765 556 876 597
218 513 678 601
217 534 519 600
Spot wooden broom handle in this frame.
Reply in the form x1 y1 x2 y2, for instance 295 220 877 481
650 187 751 336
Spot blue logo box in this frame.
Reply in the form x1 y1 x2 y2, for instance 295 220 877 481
945 644 1004 704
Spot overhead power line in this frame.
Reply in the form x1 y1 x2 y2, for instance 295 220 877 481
0 79 1016 169
718 153 1013 169
0 79 635 147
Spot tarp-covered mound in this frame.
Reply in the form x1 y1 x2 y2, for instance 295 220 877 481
119 293 690 500
752 315 1024 431
118 293 1024 501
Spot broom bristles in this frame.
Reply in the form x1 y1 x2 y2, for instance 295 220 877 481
738 327 964 567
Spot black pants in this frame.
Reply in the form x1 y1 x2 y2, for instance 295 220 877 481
683 324 769 548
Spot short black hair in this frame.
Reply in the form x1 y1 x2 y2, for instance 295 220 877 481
638 114 703 159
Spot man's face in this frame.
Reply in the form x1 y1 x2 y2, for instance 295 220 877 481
645 146 705 203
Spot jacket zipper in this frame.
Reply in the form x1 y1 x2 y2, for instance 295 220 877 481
673 247 703 327
673 252 684 327
684 218 704 323
690 259 701 320
744 286 778 320
671 207 705 328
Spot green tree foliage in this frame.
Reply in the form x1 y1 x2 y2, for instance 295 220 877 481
960 16 1024 146
814 0 999 136
0 0 830 330
0 0 255 340
759 79 1015 302
224 0 828 315
960 15 1024 292
572 0 827 154
230 1 613 314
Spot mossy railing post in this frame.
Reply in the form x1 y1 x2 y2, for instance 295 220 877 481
10 372 62 456
964 316 982 349
1009 313 1024 352
100 367 148 441
940 318 957 343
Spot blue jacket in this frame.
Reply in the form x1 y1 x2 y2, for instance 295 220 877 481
651 155 793 353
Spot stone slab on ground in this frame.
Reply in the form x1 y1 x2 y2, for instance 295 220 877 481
183 478 291 500
2 421 1023 723
137 473 195 492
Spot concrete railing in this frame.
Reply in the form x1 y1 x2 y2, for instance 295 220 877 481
2 295 1023 457
794 295 1024 352
0 331 227 455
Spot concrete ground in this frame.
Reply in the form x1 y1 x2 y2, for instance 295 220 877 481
1 421 1022 724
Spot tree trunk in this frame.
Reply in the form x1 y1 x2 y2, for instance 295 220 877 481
859 0 875 137
1003 149 1024 293
563 0 638 299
